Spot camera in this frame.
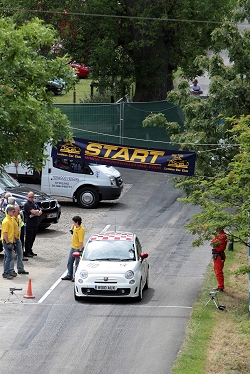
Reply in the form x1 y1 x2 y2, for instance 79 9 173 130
209 291 217 297
9 287 22 292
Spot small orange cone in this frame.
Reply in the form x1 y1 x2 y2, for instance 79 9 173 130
23 279 35 299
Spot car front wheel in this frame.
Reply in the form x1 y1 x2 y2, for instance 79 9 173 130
74 288 83 301
136 280 143 302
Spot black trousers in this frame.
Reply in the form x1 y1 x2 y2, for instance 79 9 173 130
25 225 38 254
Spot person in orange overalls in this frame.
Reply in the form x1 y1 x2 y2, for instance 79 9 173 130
211 228 227 291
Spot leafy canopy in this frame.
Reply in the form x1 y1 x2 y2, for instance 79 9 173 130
143 4 250 249
0 0 236 101
0 17 75 170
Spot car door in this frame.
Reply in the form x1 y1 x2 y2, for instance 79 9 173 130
135 237 147 285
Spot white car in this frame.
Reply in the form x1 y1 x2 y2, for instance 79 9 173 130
73 231 149 301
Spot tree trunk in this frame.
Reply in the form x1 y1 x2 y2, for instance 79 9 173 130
132 46 174 102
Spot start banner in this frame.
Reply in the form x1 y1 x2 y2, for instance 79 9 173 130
52 137 196 176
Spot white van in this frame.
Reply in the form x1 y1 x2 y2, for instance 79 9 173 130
6 142 123 209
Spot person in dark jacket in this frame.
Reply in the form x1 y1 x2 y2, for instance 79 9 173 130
23 191 42 257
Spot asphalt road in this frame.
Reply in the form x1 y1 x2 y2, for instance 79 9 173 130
0 169 211 374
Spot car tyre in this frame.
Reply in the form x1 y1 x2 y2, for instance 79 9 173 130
136 280 143 302
76 187 99 209
74 287 82 301
144 270 149 290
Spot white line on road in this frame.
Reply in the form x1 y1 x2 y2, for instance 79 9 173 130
37 271 67 303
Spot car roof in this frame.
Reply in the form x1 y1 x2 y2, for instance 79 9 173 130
89 231 134 241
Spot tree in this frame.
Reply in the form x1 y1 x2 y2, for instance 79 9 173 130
0 0 236 101
143 4 250 253
0 17 75 170
179 116 250 256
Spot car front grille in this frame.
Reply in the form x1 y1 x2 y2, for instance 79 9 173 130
81 287 130 296
37 200 57 210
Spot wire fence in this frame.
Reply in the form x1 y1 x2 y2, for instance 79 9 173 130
55 100 184 150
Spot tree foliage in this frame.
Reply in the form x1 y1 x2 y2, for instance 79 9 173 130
0 17 75 170
143 5 250 250
0 0 236 101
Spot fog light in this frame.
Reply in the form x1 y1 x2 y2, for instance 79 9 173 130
121 289 125 294
129 280 135 284
78 279 83 284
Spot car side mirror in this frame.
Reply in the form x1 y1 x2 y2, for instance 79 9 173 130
140 253 148 260
72 251 81 259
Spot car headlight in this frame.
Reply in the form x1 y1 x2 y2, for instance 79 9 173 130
125 270 134 279
80 270 88 279
109 176 116 186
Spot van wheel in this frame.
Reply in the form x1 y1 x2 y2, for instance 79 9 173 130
77 187 99 209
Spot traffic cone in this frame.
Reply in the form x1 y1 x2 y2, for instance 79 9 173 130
23 279 35 299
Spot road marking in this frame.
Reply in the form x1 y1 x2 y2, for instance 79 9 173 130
100 225 111 233
37 271 67 303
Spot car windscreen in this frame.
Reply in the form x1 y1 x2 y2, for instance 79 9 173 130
0 171 20 188
82 240 136 261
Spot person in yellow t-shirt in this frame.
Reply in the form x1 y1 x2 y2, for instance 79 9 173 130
9 206 29 275
1 205 15 279
61 216 85 281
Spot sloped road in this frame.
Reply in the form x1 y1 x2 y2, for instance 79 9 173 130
0 169 211 374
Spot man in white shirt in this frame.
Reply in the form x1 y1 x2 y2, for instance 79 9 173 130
190 79 203 96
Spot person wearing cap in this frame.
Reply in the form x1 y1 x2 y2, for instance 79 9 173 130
190 78 203 96
1 205 15 279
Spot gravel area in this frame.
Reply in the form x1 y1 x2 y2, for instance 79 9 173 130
0 184 132 303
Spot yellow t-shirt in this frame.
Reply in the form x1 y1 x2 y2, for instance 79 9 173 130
1 215 15 243
72 225 85 250
13 214 23 240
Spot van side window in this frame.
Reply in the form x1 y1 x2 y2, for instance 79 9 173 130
53 158 92 174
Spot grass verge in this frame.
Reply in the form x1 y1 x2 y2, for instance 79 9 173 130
53 78 93 104
172 243 250 374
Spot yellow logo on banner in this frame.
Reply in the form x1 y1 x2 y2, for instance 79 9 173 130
85 142 165 164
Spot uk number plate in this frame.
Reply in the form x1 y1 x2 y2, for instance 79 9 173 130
46 213 57 218
94 285 117 291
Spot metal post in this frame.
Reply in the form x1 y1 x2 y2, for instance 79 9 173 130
119 101 124 145
249 241 250 312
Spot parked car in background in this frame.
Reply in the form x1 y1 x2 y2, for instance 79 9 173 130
46 78 66 95
73 231 149 301
0 171 61 252
70 62 89 78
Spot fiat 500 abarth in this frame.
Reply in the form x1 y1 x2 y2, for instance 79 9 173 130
73 231 149 301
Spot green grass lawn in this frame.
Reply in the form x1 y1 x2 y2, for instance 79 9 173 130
172 242 250 374
53 78 94 104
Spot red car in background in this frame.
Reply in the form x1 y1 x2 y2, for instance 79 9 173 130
70 62 89 78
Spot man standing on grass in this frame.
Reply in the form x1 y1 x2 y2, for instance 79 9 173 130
211 228 227 292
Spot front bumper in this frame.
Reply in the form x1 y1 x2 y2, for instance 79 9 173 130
74 279 139 298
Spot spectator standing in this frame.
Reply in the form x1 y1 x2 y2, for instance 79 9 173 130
190 78 203 96
211 228 227 292
5 196 26 260
23 191 42 257
1 205 15 279
0 192 12 212
10 205 29 275
61 216 85 281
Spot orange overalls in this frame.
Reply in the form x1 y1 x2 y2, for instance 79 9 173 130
211 231 227 290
